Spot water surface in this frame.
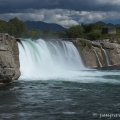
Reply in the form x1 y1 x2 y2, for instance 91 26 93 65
0 70 120 120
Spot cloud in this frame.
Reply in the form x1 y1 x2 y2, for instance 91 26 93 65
0 9 120 27
0 9 79 27
0 0 120 14
0 0 120 27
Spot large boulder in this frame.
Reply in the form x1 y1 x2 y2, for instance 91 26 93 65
0 33 20 84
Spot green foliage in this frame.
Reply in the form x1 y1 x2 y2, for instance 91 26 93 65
0 17 27 37
7 22 16 36
0 17 120 40
0 17 58 39
82 23 103 33
80 40 92 49
0 20 9 33
9 17 27 37
65 25 84 38
82 23 103 40
41 29 59 39
25 29 42 39
87 30 102 40
56 30 67 38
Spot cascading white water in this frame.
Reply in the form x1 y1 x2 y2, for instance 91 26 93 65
18 38 85 80
101 47 110 66
92 47 103 67
17 39 120 84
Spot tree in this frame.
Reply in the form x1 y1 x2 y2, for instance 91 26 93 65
87 30 102 40
56 30 67 38
0 20 9 33
65 25 84 38
9 17 27 37
82 23 103 34
42 29 56 39
7 22 16 36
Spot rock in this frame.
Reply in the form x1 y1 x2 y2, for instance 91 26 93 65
116 38 120 44
93 65 120 70
75 38 120 68
0 33 20 84
75 39 100 68
101 42 114 49
76 38 91 46
94 47 107 66
0 45 8 51
106 43 120 65
81 47 98 68
92 41 101 47
113 43 120 54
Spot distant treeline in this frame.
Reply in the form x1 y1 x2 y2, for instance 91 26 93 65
0 17 120 40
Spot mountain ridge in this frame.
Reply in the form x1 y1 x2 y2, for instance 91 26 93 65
25 21 66 32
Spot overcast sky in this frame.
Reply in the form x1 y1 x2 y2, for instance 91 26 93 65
0 0 120 27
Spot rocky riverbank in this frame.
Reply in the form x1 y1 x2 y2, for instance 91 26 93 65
0 33 20 85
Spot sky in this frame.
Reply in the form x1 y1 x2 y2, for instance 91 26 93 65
0 0 120 27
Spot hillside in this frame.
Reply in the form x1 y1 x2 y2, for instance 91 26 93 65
25 21 66 32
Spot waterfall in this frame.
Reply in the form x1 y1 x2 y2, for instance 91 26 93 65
101 47 110 66
18 38 85 80
92 47 103 67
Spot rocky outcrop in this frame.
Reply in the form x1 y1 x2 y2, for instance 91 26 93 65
77 45 98 68
0 33 20 84
75 39 99 68
74 38 120 68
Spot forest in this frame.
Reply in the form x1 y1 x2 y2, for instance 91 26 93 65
0 17 120 40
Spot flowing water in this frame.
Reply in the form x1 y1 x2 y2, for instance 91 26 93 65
92 47 103 67
0 39 120 120
101 47 111 66
18 39 85 80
